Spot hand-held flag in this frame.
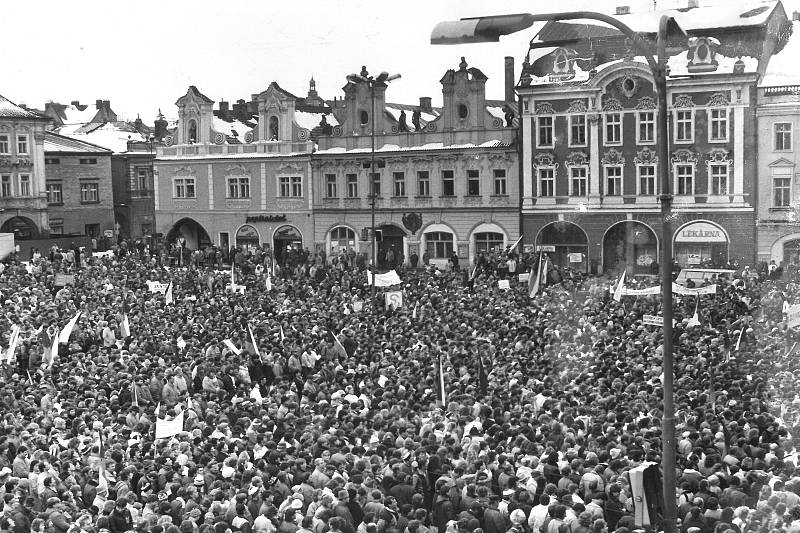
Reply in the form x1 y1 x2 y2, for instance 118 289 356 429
437 351 447 407
248 324 260 357
155 404 184 439
59 311 82 344
165 281 174 305
176 336 187 351
265 272 273 292
508 234 523 253
120 313 131 338
613 270 627 302
223 339 242 356
528 252 543 298
5 324 20 364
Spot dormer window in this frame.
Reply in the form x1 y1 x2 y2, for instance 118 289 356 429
552 48 573 76
269 116 280 141
360 111 369 126
688 37 719 73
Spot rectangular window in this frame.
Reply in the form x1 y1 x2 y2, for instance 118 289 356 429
774 176 792 207
605 166 622 196
676 165 694 195
325 173 337 198
710 164 728 195
638 112 655 143
0 135 8 154
80 182 99 203
467 169 480 196
227 176 250 198
605 113 622 145
538 168 555 197
291 176 302 197
0 175 10 197
50 222 64 235
46 183 63 204
16 135 28 155
278 176 302 197
638 165 656 196
570 167 587 197
370 172 381 196
675 110 693 142
709 109 728 142
393 172 406 197
79 158 97 165
174 177 196 198
18 174 30 196
45 157 60 165
442 170 454 196
569 115 586 146
775 123 792 151
417 171 430 196
136 167 149 192
493 169 507 195
537 116 554 147
85 224 99 238
346 173 358 198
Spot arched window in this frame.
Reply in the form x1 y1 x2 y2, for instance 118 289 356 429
458 103 469 119
474 232 504 254
236 225 260 249
330 226 356 253
187 119 197 143
359 110 369 126
269 116 279 140
425 231 454 259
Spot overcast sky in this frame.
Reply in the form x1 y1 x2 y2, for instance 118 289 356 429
5 0 779 123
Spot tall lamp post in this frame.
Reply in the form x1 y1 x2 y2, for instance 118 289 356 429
432 12 683 533
346 69 401 359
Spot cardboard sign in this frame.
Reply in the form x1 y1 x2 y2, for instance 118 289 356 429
568 253 583 263
643 315 665 326
146 281 169 294
385 291 403 309
518 273 530 283
498 280 510 290
787 304 800 329
54 274 75 287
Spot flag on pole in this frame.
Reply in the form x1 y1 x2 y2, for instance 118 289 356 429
223 339 242 356
132 383 139 408
250 385 263 404
165 281 174 305
5 324 20 364
231 261 236 286
247 324 260 357
59 311 81 344
508 235 524 253
528 252 543 298
687 300 701 328
155 406 184 439
613 270 627 302
186 395 194 412
412 303 418 320
176 336 187 351
265 271 273 292
734 327 745 352
279 325 286 343
44 328 59 367
120 313 131 338
437 352 447 407
332 331 346 357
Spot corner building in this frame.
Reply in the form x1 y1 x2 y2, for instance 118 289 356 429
517 2 791 273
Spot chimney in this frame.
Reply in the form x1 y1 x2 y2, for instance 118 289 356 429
219 100 229 119
794 10 800 21
504 56 515 102
615 5 630 15
419 97 432 113
70 100 80 106
687 0 700 8
96 99 103 109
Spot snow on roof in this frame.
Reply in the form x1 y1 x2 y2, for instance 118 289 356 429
667 51 759 77
54 122 148 153
760 19 800 87
44 132 110 154
487 106 507 120
383 105 440 125
613 0 778 34
212 116 253 141
60 104 98 125
0 94 42 119
294 110 338 131
315 139 511 156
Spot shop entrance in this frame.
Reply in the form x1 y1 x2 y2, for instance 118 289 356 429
273 225 302 267
674 220 728 268
536 221 589 273
235 225 260 250
602 221 658 275
377 224 405 268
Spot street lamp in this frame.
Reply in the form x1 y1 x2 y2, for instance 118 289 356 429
346 68 401 363
432 12 683 533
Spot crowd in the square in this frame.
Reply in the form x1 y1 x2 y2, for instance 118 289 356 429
0 240 799 533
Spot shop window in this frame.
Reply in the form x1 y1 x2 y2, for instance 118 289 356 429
425 231 454 259
474 232 504 254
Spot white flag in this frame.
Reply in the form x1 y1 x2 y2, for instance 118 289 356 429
45 328 60 367
686 301 701 328
366 269 402 287
176 336 187 351
248 324 260 357
155 408 185 439
59 311 81 344
250 386 263 404
223 339 242 356
613 270 627 302
265 272 273 292
120 314 131 338
165 282 174 305
5 324 20 364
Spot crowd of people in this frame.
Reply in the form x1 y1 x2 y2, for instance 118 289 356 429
0 243 799 533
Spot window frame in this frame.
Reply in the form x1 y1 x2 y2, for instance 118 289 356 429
424 231 455 259
536 115 554 148
325 173 338 198
604 165 623 196
604 113 622 146
637 111 655 145
674 109 694 143
0 134 8 154
392 171 406 197
16 134 28 155
416 171 430 197
441 169 455 197
466 169 480 196
474 232 505 255
493 169 507 196
674 164 695 196
227 176 251 199
569 166 588 197
136 167 149 193
46 182 63 204
772 166 793 208
775 122 793 152
0 174 11 197
346 173 358 198
173 177 196 199
708 108 729 143
637 164 656 196
278 175 303 198
79 181 99 203
537 167 556 197
569 115 587 147
369 172 381 197
709 163 729 196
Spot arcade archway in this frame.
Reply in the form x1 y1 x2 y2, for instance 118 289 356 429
602 221 658 275
536 221 588 272
273 225 303 267
165 218 211 250
235 224 260 249
0 216 39 240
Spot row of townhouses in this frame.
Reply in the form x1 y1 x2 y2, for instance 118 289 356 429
1 0 799 271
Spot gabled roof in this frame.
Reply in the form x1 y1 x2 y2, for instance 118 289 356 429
760 19 800 86
536 21 620 44
0 94 45 119
175 86 214 106
44 132 112 154
614 0 780 34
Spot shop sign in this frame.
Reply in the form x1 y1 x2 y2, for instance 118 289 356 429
536 245 556 252
675 222 727 243
568 253 584 263
245 214 288 223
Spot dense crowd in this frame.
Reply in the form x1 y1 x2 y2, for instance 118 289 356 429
1 243 799 533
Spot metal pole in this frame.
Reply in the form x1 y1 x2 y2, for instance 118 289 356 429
370 80 377 363
656 18 677 533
